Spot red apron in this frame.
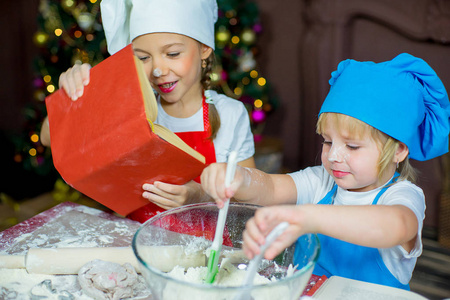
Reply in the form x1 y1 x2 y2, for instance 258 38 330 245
128 95 216 223
174 95 217 183
127 96 232 245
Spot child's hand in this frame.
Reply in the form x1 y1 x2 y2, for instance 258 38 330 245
200 163 244 208
142 180 210 210
243 206 306 260
59 63 91 101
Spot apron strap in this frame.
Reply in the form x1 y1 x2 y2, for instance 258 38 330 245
372 171 400 205
319 171 400 205
202 94 210 134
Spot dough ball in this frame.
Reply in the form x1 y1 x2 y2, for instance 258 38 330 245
78 259 138 300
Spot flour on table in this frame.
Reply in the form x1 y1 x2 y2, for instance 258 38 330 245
0 269 91 300
1 210 140 256
0 205 146 299
0 268 151 300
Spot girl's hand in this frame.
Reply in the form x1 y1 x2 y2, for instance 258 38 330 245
40 63 91 147
59 63 91 101
243 206 307 260
200 163 245 208
142 180 210 210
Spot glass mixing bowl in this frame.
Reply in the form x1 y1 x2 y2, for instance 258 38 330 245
132 203 320 300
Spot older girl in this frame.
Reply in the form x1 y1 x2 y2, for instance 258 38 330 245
40 0 255 222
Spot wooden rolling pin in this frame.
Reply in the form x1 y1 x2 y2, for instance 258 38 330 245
0 247 138 275
0 246 207 275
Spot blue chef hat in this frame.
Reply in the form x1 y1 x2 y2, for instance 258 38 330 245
319 53 450 161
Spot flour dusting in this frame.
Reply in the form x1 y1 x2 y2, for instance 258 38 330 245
0 204 145 298
1 210 140 256
160 258 292 300
0 269 91 299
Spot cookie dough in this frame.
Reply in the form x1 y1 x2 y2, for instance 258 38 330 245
78 259 147 300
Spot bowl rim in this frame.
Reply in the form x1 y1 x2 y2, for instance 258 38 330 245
132 202 320 291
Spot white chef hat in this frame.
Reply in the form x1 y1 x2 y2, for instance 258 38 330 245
100 0 218 55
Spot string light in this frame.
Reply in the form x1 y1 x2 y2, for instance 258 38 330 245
216 28 230 44
250 70 258 78
47 85 56 93
54 28 63 36
210 72 219 81
29 148 37 157
263 103 272 111
257 77 266 86
37 145 45 154
30 134 39 143
252 110 265 123
14 154 22 163
225 10 235 18
34 32 49 45
231 36 240 44
64 0 75 8
43 75 51 83
254 99 263 108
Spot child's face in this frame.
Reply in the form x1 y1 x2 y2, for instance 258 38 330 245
320 119 390 192
132 33 212 106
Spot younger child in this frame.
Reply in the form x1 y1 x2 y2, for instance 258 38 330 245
40 0 255 222
201 53 450 289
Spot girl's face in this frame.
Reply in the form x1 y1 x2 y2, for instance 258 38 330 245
320 119 391 192
132 33 212 107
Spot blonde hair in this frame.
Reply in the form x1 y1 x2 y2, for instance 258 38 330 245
316 113 417 182
201 51 220 140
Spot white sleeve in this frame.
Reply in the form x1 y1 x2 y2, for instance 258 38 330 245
212 92 255 163
379 181 425 257
288 166 335 205
377 181 425 284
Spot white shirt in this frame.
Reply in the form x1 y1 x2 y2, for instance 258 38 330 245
288 165 425 285
155 90 255 163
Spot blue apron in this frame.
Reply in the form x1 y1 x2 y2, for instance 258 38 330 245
295 173 410 290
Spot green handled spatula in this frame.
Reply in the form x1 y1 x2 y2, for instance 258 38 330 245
205 151 238 284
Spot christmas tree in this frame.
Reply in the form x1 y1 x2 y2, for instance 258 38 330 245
13 0 278 202
11 0 109 205
212 0 279 140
